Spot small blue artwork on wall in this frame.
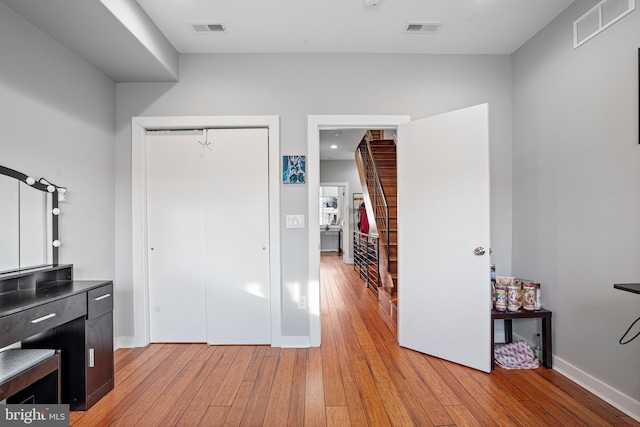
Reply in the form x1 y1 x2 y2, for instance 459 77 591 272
283 155 306 184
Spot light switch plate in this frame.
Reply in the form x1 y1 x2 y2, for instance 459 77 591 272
286 214 305 229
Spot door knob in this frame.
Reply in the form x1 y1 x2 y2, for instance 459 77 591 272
474 247 486 256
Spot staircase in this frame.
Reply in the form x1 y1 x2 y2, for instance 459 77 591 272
355 131 398 321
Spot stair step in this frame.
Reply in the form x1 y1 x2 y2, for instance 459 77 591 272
370 139 395 146
371 153 396 160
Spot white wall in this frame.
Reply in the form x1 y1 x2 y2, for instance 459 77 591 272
114 53 513 339
0 5 115 281
512 0 640 408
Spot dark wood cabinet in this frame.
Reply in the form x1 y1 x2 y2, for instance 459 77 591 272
0 265 114 410
85 285 114 409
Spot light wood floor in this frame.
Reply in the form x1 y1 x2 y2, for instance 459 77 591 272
70 253 638 426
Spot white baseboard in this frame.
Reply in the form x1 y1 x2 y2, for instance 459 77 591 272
553 356 640 422
279 336 311 348
114 336 136 350
115 335 313 350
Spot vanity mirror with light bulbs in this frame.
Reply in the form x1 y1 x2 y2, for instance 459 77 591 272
0 165 61 275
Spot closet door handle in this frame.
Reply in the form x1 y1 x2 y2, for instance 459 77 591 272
88 348 95 368
31 313 56 323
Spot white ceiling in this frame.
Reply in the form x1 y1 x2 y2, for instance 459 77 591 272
320 129 368 161
1 0 575 83
136 0 574 55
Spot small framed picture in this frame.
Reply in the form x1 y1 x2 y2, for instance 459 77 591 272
283 155 306 184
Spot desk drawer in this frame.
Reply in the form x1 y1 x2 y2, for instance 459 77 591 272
0 294 86 346
88 284 113 320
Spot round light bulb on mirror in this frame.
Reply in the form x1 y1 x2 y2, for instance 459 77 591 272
47 185 55 193
25 177 36 185
52 208 61 216
52 240 61 248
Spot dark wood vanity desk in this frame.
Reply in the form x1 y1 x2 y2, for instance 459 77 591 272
0 264 113 410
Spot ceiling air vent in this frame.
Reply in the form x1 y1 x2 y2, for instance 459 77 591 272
190 22 227 34
573 0 635 48
403 22 442 34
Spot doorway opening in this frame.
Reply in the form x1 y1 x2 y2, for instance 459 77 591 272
307 115 410 346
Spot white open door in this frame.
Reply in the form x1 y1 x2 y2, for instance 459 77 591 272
397 103 491 372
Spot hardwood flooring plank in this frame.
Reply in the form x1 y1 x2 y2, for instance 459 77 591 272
489 369 534 402
113 343 165 387
239 355 279 426
224 382 255 426
210 346 257 406
162 346 227 426
304 347 327 427
109 344 203 426
242 346 267 382
508 371 591 426
262 349 296 426
199 405 230 427
326 406 351 427
335 309 366 362
445 405 483 427
439 360 520 426
132 359 207 426
326 304 356 384
372 344 439 426
424 357 499 427
367 331 451 425
343 380 369 427
286 349 308 427
405 350 462 406
520 400 565 426
176 346 242 426
360 344 415 426
320 311 347 407
352 358 391 426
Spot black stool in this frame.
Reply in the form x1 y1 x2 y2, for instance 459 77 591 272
0 349 61 404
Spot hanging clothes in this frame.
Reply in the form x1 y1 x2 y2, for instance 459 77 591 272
359 203 369 234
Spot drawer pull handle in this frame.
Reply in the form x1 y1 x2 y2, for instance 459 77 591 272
94 293 111 301
31 313 56 323
88 348 95 368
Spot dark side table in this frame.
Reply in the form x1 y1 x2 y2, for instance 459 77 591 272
491 308 553 370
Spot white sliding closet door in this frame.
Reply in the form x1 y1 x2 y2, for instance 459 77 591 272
204 128 271 344
147 132 207 342
146 128 271 345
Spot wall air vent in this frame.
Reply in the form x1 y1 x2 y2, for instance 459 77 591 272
190 22 227 34
573 0 635 48
403 22 442 34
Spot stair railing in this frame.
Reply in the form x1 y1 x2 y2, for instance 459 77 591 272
353 231 380 293
358 139 391 272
